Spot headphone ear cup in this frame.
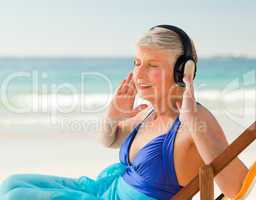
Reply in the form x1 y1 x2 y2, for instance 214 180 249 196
173 56 186 87
174 56 197 87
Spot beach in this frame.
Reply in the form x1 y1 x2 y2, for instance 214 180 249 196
0 98 255 199
0 0 255 198
0 57 255 199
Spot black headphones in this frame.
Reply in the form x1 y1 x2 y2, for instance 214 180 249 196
149 24 197 87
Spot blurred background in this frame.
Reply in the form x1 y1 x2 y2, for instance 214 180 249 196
0 0 255 199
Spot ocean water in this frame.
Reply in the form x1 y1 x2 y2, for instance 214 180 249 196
0 57 255 199
0 57 255 136
0 57 255 93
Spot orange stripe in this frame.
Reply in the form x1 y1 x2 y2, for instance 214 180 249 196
232 161 256 200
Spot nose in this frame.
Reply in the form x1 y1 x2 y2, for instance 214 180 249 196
134 63 146 79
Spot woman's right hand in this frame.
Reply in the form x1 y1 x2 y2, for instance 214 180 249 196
106 72 148 121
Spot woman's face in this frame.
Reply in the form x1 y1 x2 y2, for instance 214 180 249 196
133 46 178 103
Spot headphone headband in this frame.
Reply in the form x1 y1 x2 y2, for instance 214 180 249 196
150 24 194 60
149 24 197 87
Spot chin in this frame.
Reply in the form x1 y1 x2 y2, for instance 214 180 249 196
138 92 158 103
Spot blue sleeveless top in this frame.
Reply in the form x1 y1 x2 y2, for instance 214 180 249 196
119 107 183 200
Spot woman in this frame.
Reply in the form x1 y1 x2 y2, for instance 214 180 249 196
0 25 248 200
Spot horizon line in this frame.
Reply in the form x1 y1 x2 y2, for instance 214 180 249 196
0 54 255 59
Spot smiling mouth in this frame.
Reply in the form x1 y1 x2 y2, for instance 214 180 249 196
139 85 152 89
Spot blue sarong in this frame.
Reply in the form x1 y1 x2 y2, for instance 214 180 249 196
0 162 156 200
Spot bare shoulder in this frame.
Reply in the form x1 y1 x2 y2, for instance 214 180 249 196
196 102 217 120
190 102 228 145
196 102 224 132
109 105 152 149
183 102 226 147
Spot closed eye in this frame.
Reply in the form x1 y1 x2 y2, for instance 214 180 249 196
149 64 158 68
134 60 140 66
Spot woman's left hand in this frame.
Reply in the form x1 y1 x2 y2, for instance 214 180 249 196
176 73 198 134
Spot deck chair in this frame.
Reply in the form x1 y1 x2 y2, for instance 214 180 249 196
216 161 256 200
172 121 256 200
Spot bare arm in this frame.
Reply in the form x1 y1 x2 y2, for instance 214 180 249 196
190 105 248 198
96 115 119 147
96 71 148 147
176 67 248 198
107 118 134 149
99 105 151 149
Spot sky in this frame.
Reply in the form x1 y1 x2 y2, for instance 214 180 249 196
0 0 255 57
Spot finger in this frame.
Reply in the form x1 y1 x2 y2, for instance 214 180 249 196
183 76 195 98
176 101 181 112
190 81 195 99
183 87 195 101
126 72 133 82
129 78 137 94
118 79 126 89
120 81 129 94
116 79 126 94
183 75 192 87
129 104 148 116
120 72 133 93
182 83 197 113
134 104 148 111
127 80 137 96
131 80 137 95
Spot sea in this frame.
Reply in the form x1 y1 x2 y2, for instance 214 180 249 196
0 57 255 199
0 57 255 136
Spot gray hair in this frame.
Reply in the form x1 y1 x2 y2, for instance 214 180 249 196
136 27 198 63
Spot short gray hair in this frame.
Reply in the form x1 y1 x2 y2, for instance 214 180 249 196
136 27 198 63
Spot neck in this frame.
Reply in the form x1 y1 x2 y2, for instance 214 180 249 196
148 87 183 123
151 98 179 121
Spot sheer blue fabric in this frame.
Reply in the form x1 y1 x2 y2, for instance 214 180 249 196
0 162 156 200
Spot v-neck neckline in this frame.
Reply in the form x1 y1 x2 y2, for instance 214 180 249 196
127 114 179 166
